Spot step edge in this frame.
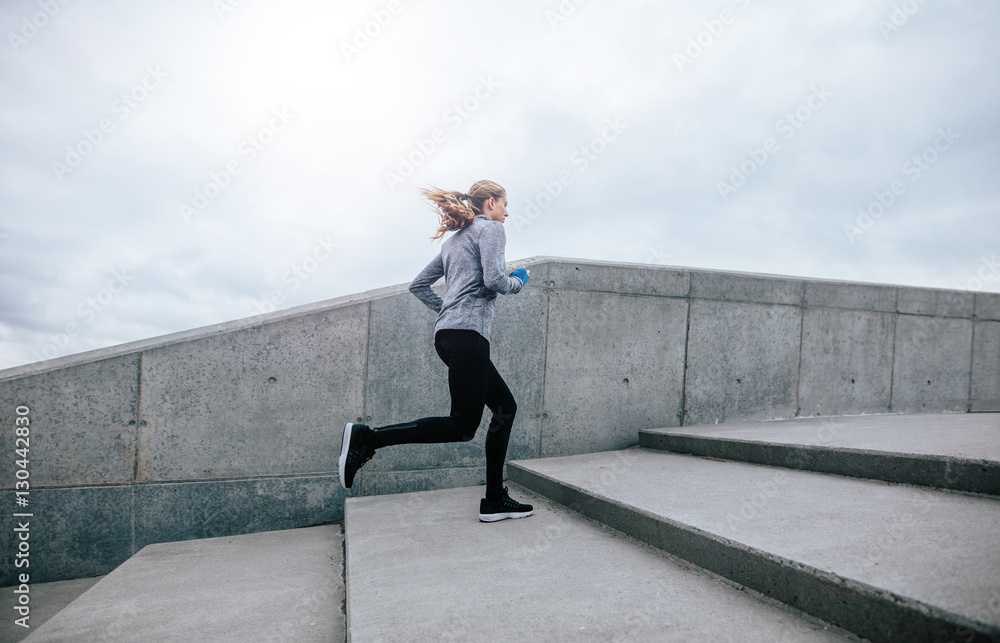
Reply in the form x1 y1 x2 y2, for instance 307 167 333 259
508 460 1000 643
637 433 1000 496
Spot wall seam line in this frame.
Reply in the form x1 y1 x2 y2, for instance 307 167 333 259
888 288 899 412
679 276 692 427
132 352 143 554
538 289 552 458
967 308 977 412
362 300 372 424
795 284 805 417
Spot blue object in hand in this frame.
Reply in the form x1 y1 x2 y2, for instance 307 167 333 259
510 267 529 285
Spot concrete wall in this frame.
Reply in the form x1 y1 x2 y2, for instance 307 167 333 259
2 257 998 585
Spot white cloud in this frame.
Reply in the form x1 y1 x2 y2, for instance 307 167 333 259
1 0 998 370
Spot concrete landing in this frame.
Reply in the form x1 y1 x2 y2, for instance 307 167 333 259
640 412 1000 495
510 449 1000 643
344 484 858 642
23 525 344 642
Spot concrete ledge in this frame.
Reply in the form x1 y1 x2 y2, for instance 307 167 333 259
639 432 1000 496
690 270 803 306
897 287 974 318
509 453 1000 643
23 525 344 642
976 292 1000 321
639 431 1000 496
639 413 1000 496
803 280 898 313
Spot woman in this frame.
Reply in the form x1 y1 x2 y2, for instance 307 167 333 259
339 179 533 522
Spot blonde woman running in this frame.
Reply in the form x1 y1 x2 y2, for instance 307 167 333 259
339 180 533 522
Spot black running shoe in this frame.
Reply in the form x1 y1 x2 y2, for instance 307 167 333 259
479 487 533 522
339 423 375 489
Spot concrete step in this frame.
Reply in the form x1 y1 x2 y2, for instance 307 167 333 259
23 525 344 642
639 412 1000 495
1 576 103 643
509 449 1000 643
344 484 859 642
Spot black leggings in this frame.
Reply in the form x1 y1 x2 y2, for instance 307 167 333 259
369 328 516 498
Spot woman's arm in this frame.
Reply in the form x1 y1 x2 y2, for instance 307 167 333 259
479 222 523 295
409 253 445 312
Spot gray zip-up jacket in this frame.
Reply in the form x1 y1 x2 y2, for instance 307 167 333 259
409 215 523 342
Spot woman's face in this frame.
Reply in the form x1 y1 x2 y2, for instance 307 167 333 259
483 193 509 223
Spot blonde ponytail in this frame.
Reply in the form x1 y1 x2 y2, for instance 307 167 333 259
423 180 506 241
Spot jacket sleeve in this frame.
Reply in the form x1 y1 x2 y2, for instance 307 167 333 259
479 222 523 295
409 253 445 312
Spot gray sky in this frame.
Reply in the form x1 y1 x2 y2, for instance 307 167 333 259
1 0 998 371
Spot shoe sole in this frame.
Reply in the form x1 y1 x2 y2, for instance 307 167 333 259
338 423 355 489
478 510 533 522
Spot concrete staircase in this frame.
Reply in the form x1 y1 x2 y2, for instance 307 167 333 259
506 413 1000 643
13 413 1000 642
348 412 999 642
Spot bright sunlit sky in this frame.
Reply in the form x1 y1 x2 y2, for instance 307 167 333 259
1 0 999 370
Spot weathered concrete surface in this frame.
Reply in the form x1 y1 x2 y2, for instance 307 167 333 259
0 575 103 643
2 256 997 585
803 279 897 312
23 525 344 642
891 315 973 413
541 289 687 455
640 412 1000 495
897 286 974 318
0 354 139 487
132 475 345 549
644 412 1000 461
684 299 801 425
345 485 856 642
1 474 346 585
138 304 369 481
689 269 802 305
977 292 1000 321
544 258 689 297
1 485 134 585
973 321 1000 411
510 449 1000 643
357 464 487 497
797 309 895 416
